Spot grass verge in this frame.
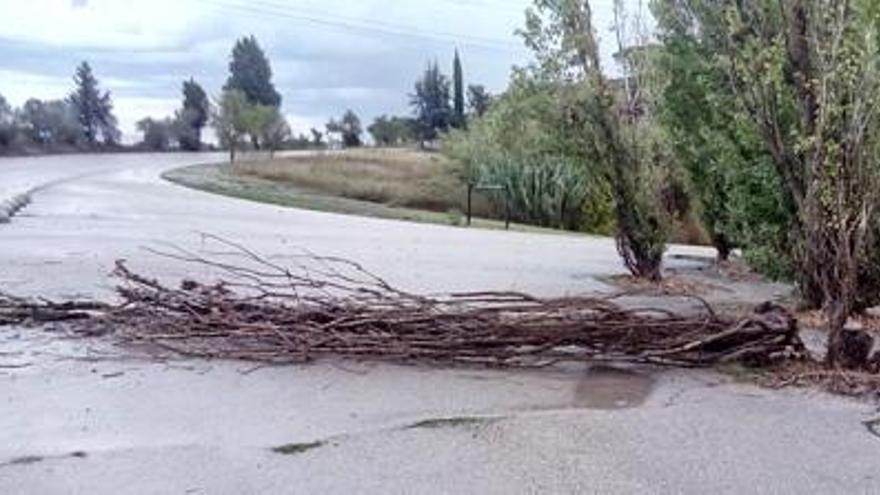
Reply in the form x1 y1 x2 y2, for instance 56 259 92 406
162 152 565 234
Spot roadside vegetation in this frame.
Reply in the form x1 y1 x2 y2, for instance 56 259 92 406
444 0 880 368
165 150 549 232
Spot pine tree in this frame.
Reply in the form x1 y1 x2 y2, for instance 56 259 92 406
69 62 119 147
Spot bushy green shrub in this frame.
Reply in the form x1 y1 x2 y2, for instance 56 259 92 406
443 74 615 233
477 154 589 230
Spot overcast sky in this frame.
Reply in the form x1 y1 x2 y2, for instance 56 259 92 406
0 0 644 142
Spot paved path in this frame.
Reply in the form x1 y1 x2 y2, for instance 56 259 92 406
0 153 877 494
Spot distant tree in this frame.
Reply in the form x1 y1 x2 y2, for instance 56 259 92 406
310 128 324 148
0 94 16 150
368 115 416 147
368 115 395 147
20 99 51 145
224 36 281 107
288 133 312 150
453 50 466 128
327 110 363 148
411 62 453 146
69 62 119 147
467 84 491 117
177 79 210 151
232 103 281 152
137 117 175 151
256 107 291 156
325 119 341 148
19 99 82 147
212 90 251 161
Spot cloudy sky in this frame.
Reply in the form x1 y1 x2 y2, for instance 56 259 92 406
0 0 642 142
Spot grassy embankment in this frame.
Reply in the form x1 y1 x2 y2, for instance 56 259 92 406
164 148 558 233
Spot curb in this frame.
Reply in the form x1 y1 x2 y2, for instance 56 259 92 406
0 193 32 224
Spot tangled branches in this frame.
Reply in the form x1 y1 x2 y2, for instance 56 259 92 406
1 237 806 368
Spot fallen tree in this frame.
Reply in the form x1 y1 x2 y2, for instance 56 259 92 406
0 238 806 368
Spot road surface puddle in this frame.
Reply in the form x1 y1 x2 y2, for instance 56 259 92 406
574 365 655 410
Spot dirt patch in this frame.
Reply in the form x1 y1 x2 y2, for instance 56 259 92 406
668 256 765 283
797 310 880 335
574 365 656 410
602 273 721 297
763 361 880 397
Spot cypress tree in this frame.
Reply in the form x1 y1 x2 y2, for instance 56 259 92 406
452 50 465 128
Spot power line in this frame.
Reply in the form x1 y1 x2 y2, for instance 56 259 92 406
195 0 525 51
220 0 521 49
433 0 527 15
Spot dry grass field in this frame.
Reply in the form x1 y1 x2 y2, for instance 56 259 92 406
231 149 479 214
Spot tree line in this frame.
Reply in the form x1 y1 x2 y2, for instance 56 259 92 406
0 62 123 154
1 35 491 156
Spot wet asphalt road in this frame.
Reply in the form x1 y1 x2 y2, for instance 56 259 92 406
0 153 877 494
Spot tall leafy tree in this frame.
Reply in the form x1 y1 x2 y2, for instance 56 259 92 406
310 128 324 147
212 90 251 161
467 84 492 117
653 0 794 271
521 0 668 280
177 78 210 151
327 110 363 148
411 62 453 146
0 94 15 150
369 115 416 147
137 117 175 151
717 0 880 366
452 50 466 128
243 104 289 153
224 36 282 107
68 62 119 147
19 99 82 147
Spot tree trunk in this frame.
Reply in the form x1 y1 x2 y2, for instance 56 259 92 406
825 301 848 367
826 320 874 370
616 231 664 282
714 234 732 263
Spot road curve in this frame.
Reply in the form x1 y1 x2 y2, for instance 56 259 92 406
0 153 877 494
0 151 703 299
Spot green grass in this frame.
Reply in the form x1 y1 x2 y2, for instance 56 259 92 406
163 151 567 235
